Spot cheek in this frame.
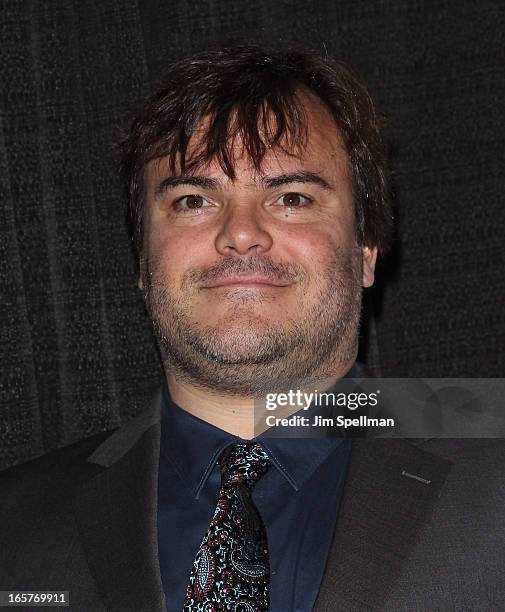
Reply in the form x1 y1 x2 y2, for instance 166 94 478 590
146 224 213 286
278 225 350 274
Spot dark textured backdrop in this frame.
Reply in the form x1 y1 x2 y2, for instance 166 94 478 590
1 0 504 469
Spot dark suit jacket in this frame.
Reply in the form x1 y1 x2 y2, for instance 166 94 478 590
1 390 504 611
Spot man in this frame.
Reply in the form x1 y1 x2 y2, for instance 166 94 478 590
1 46 504 612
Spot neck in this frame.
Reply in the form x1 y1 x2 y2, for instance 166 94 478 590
165 357 356 439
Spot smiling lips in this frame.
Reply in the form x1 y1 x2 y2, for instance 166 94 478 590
202 275 292 289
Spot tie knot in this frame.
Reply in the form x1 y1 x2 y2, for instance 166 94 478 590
219 442 270 488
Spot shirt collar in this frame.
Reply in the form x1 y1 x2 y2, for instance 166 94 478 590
160 363 362 497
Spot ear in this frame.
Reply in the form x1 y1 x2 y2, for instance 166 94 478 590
362 245 378 288
138 255 147 290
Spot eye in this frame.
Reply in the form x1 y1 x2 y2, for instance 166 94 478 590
173 194 211 212
276 192 312 208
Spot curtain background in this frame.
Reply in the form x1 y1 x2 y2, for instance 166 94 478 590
1 0 504 469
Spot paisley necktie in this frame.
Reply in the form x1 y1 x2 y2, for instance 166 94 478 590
183 442 271 611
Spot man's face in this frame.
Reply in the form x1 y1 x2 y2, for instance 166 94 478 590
141 94 377 394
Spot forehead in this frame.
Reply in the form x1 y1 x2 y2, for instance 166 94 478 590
146 91 350 183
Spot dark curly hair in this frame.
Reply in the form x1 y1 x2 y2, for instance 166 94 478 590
119 45 393 257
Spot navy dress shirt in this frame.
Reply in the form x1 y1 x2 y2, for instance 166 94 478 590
157 371 355 611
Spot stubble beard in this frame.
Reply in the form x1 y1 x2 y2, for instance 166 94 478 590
143 248 363 396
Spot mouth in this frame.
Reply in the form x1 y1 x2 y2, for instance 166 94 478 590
202 275 293 289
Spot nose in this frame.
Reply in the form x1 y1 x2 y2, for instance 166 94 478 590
215 201 273 256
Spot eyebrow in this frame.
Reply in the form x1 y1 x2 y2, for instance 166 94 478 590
262 171 332 191
154 175 219 197
154 170 333 198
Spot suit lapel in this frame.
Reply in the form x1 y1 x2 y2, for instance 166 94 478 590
72 394 166 612
314 439 452 611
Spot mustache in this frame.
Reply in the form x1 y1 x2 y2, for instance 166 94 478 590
182 255 303 287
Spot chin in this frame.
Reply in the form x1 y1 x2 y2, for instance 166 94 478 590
201 309 283 329
191 322 289 364
199 289 285 312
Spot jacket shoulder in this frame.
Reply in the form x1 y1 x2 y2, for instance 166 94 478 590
0 430 115 516
417 437 505 465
